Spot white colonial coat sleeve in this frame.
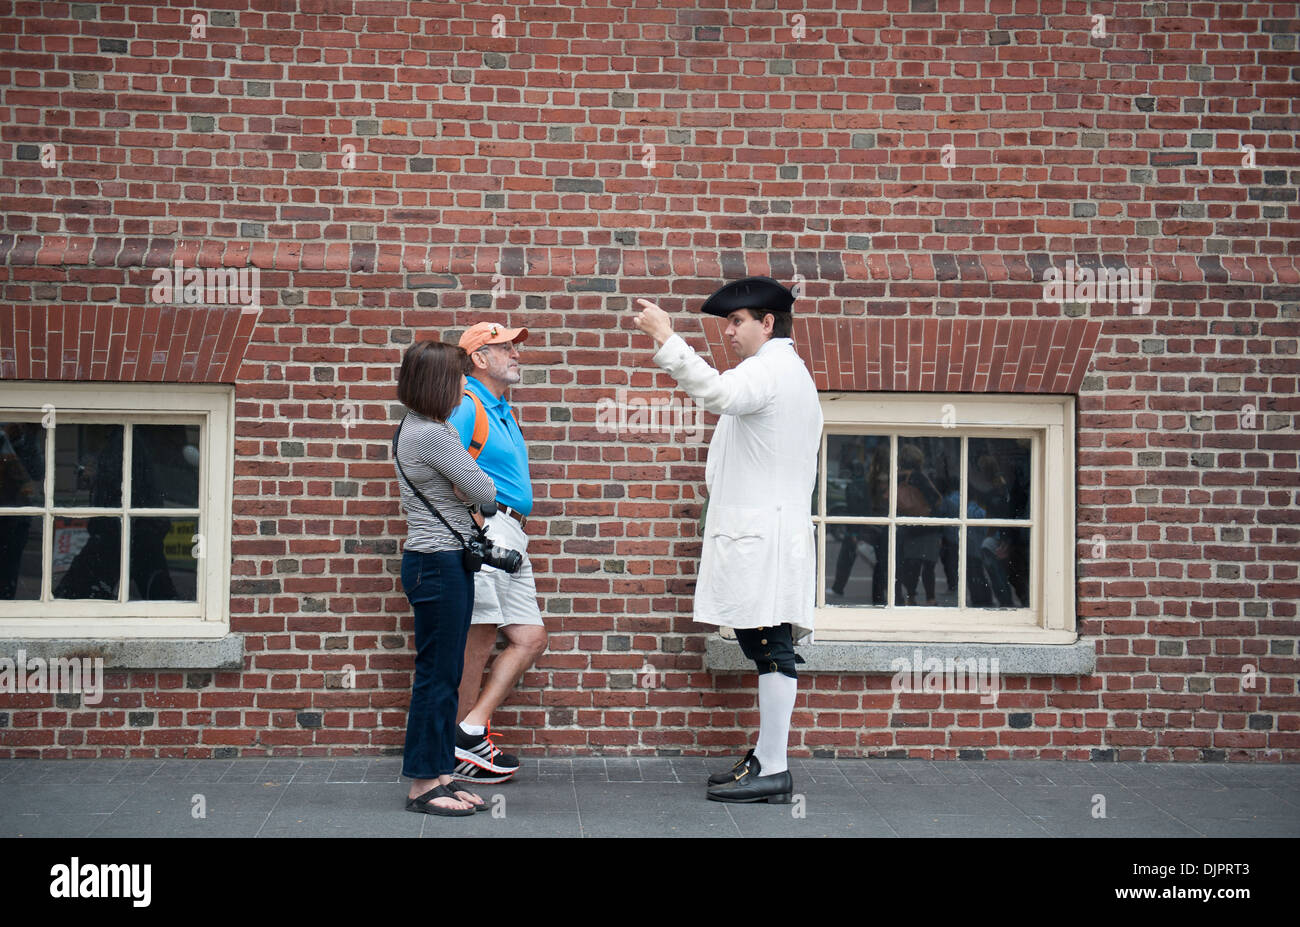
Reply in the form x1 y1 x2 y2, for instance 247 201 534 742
651 334 776 417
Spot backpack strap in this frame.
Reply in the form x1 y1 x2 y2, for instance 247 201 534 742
465 389 490 459
463 387 521 459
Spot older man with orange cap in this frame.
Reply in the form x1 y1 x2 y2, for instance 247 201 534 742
445 321 546 785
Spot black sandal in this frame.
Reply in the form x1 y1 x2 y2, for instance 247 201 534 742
405 783 475 816
446 782 490 812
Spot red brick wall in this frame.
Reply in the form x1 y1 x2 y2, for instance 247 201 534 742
1 2 1298 761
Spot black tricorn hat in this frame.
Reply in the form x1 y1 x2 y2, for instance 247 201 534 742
699 275 796 318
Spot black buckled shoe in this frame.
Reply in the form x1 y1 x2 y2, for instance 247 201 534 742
706 756 794 804
707 749 756 786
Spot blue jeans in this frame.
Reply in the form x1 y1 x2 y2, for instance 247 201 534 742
401 549 474 780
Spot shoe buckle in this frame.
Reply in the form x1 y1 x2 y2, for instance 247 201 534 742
733 765 749 782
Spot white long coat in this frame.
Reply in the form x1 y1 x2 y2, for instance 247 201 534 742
653 333 823 638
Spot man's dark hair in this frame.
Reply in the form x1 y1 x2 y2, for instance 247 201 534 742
397 340 471 421
743 307 793 339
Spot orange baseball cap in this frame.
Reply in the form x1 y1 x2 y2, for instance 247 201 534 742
458 321 528 354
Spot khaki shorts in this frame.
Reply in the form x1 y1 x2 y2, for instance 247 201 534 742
470 512 543 627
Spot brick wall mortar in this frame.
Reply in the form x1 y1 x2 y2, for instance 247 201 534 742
0 1 1297 761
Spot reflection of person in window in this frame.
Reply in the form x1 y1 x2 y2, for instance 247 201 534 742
1002 446 1031 604
980 529 1017 607
54 431 119 599
55 429 179 600
830 442 888 603
0 424 43 599
937 477 962 595
971 454 1024 607
975 454 1010 517
963 492 993 606
896 444 942 606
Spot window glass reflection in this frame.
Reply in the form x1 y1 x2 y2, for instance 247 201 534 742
894 525 958 607
966 526 1031 608
54 424 123 508
968 438 1031 519
817 433 1033 614
0 422 45 506
132 425 200 508
0 515 42 599
129 516 198 601
52 515 120 599
826 435 890 517
811 446 819 515
826 523 888 606
896 437 959 518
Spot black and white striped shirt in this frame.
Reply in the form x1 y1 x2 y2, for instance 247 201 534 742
394 410 496 553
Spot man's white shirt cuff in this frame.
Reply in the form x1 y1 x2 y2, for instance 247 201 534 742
652 332 689 370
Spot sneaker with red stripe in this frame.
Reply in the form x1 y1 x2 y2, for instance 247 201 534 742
452 724 520 782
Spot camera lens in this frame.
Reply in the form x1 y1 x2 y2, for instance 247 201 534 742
485 545 523 574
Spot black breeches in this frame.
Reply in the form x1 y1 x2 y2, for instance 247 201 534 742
733 623 802 679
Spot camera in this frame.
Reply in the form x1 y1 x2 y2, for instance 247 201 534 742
462 501 523 574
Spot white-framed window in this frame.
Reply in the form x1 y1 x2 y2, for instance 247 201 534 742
814 392 1076 644
0 383 233 638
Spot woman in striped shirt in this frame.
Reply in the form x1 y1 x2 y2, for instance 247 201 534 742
395 340 498 816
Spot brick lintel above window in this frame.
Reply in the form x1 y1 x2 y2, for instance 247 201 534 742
699 316 1104 394
1 306 260 383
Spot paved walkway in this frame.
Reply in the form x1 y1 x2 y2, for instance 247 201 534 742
2 756 1297 838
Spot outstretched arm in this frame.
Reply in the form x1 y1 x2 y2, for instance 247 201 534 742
633 299 775 416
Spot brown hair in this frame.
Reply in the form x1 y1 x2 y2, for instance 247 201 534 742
397 341 471 421
740 307 794 339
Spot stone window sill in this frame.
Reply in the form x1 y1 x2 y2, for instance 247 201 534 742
706 637 1096 675
0 636 243 670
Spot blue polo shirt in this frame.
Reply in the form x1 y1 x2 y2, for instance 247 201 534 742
448 376 533 516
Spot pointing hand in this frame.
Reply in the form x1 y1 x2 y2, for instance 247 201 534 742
634 299 674 347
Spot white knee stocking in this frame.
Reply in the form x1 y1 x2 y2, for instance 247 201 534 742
753 672 797 776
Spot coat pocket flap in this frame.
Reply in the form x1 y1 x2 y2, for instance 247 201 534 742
705 504 775 540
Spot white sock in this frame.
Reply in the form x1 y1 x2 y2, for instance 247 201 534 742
753 672 797 776
459 722 485 736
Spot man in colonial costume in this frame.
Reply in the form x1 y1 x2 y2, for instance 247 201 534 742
633 277 822 803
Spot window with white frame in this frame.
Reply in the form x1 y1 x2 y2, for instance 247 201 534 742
0 383 233 638
813 393 1075 644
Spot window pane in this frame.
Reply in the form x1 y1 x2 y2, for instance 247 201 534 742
826 434 890 517
897 436 958 517
131 425 201 508
895 525 956 606
968 437 1031 519
825 523 888 606
0 515 42 599
52 515 120 599
966 526 1031 608
129 516 198 601
54 424 123 507
0 422 46 506
811 443 819 514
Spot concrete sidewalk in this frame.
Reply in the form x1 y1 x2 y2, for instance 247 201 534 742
2 756 1297 838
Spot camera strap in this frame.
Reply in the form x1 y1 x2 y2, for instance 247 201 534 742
391 416 470 550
